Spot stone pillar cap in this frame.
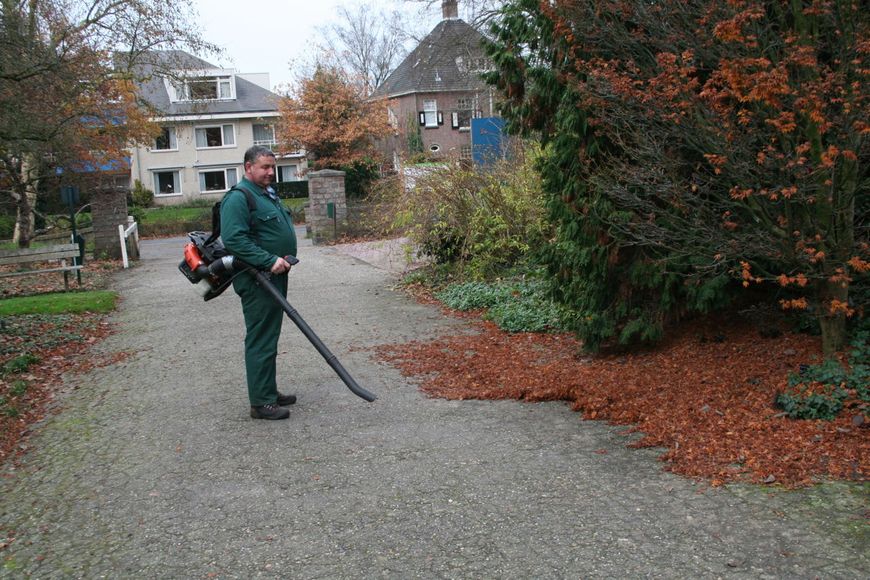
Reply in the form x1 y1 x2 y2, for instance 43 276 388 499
308 169 346 177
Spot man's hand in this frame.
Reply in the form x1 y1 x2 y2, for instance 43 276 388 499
270 256 293 274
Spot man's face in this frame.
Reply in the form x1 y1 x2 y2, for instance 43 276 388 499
245 155 276 189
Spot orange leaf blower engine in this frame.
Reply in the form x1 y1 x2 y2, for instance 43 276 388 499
178 231 238 301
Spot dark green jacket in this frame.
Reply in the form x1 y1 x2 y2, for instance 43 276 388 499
220 178 297 271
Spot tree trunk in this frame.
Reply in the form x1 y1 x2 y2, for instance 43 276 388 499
12 155 37 248
816 163 856 360
12 185 37 248
817 279 849 359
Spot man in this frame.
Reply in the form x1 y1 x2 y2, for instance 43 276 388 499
221 145 298 420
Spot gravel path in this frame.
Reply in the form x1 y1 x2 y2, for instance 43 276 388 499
1 231 867 578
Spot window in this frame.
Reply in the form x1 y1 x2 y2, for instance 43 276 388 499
154 170 180 195
195 124 235 148
452 97 477 131
189 78 217 100
277 165 299 182
469 57 491 72
153 127 177 151
253 124 276 146
460 145 473 160
422 99 439 128
219 79 232 99
387 108 398 129
198 168 238 192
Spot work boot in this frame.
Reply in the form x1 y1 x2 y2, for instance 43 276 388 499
250 404 290 420
277 392 297 406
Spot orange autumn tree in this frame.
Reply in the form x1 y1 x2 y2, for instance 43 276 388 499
485 0 868 356
0 0 217 247
694 0 868 355
277 66 391 171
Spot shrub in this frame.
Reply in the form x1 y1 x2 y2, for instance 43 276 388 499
775 382 847 421
130 179 154 208
437 281 515 310
375 143 550 280
128 205 146 229
437 278 571 333
775 332 870 420
342 158 380 199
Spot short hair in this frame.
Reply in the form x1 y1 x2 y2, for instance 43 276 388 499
244 145 276 166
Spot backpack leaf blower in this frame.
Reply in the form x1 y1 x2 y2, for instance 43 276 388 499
179 232 377 403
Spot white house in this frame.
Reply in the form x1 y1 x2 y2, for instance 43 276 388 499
129 51 306 205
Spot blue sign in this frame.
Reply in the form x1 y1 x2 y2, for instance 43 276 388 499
471 117 506 166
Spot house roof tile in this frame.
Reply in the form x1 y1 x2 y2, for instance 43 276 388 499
372 19 489 98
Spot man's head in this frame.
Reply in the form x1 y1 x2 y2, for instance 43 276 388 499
243 145 277 189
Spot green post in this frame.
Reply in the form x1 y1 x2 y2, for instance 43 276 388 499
327 202 336 238
61 186 82 285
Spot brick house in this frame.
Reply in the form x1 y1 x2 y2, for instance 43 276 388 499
372 0 496 168
129 51 306 205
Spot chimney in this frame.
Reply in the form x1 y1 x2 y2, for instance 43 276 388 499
442 0 458 20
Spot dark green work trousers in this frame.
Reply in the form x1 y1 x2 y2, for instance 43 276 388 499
237 272 288 406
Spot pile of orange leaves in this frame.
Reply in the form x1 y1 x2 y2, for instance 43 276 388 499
375 314 868 488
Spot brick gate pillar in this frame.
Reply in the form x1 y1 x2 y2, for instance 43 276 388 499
306 169 347 244
91 186 129 260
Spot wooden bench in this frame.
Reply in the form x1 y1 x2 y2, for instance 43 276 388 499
0 243 83 290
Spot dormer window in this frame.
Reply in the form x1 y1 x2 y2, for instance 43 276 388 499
169 74 235 102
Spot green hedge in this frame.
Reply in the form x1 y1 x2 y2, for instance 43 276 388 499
274 181 308 198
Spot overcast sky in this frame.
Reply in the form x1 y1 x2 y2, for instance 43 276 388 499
189 0 441 92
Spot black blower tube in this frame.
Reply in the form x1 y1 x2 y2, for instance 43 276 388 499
235 257 376 403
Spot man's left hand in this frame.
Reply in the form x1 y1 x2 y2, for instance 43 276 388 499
270 257 292 274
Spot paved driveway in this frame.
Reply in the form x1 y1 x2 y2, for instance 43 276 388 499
1 232 867 578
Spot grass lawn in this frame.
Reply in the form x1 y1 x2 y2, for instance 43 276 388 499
141 198 305 221
138 198 307 236
0 239 91 252
141 205 211 225
0 290 117 315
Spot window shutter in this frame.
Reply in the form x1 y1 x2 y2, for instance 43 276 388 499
451 112 459 129
437 111 444 126
419 112 425 126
